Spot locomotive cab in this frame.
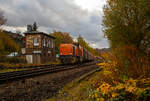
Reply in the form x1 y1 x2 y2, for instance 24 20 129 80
59 44 76 64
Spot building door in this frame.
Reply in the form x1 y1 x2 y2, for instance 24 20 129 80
26 55 33 64
33 54 41 64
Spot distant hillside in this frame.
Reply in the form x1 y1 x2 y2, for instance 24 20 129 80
95 48 110 54
2 30 25 48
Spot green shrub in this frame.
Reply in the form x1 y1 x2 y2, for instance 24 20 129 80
138 88 150 101
108 91 135 101
0 56 26 64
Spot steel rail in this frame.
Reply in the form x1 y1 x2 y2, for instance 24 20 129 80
0 62 97 84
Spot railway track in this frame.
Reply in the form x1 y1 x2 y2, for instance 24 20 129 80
0 62 97 84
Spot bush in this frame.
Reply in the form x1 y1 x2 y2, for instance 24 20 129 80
108 91 135 101
0 56 26 64
100 47 150 82
112 46 150 79
138 88 150 101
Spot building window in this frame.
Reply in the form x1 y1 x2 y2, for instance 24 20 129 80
52 40 53 48
49 40 51 48
34 38 39 46
43 38 46 47
47 40 49 47
50 40 52 48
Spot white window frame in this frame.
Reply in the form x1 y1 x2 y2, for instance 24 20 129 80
34 38 39 46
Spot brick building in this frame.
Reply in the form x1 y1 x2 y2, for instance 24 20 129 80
22 24 56 64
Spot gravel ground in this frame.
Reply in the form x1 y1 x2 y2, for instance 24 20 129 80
0 64 98 101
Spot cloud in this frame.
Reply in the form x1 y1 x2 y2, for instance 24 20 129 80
0 0 108 48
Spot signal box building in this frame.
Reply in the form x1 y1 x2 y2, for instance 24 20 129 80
23 24 56 64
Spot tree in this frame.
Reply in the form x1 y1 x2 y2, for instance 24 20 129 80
50 31 73 53
62 32 73 44
0 31 20 55
103 0 150 52
33 22 38 31
103 0 150 78
77 35 95 54
0 9 6 27
77 35 88 49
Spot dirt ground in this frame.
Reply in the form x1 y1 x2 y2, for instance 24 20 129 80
0 65 98 101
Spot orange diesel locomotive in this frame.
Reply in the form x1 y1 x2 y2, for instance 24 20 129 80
59 43 94 64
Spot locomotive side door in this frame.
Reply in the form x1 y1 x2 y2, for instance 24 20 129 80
73 46 75 56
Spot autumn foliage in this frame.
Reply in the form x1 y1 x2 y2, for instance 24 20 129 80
0 31 20 55
87 0 150 100
50 31 73 53
50 31 100 56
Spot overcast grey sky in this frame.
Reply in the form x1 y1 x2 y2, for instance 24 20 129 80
0 0 109 48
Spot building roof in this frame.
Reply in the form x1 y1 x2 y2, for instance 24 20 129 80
24 31 55 39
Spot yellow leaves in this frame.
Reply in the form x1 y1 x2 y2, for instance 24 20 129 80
97 62 110 67
126 78 136 87
96 88 100 92
99 82 112 95
97 61 117 72
88 94 94 98
0 31 20 54
111 92 118 98
103 70 112 76
116 84 124 90
114 78 138 93
100 52 116 67
101 52 110 59
99 98 104 101
138 78 150 86
112 80 118 85
115 78 137 91
90 78 138 99
126 86 136 93
88 78 149 101
95 93 98 97
96 98 104 101
124 78 137 93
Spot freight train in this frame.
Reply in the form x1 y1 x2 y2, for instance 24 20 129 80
59 43 95 64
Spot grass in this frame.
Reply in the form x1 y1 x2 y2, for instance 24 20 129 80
0 68 26 73
0 59 61 69
0 60 61 73
45 59 150 101
45 68 103 101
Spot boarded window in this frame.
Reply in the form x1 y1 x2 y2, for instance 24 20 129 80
26 55 33 64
